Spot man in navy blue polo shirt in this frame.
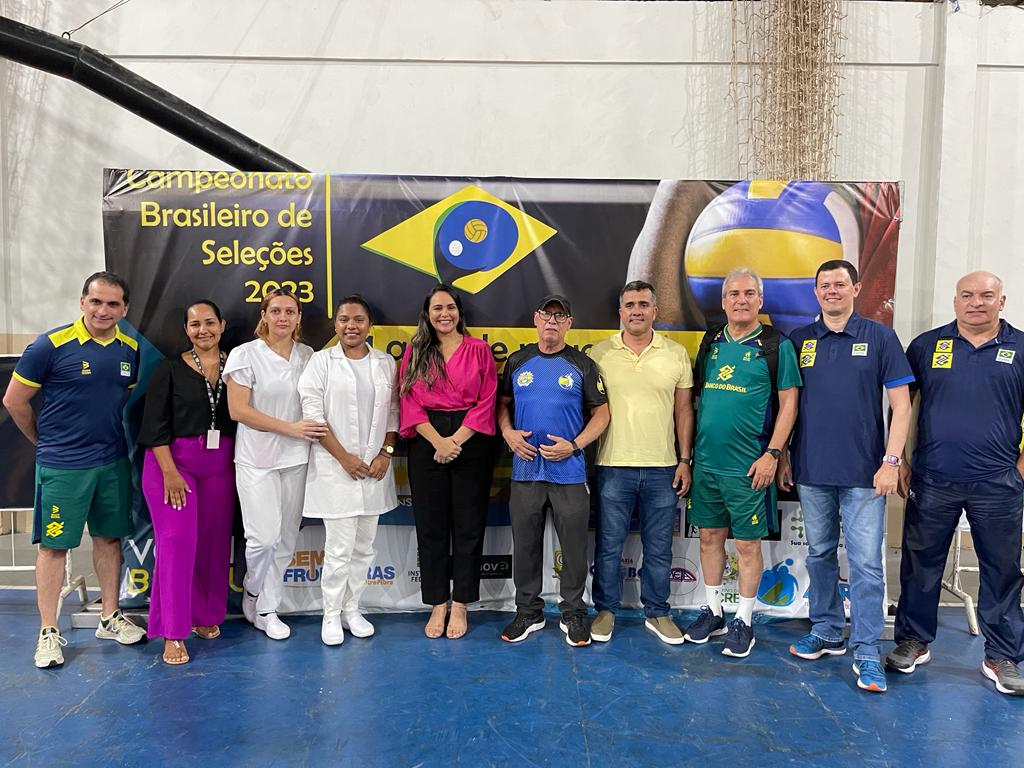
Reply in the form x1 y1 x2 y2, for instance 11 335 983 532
780 260 914 694
3 271 146 668
887 271 1024 696
497 294 609 647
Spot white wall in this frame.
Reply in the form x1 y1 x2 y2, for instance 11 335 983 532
1 0 1022 351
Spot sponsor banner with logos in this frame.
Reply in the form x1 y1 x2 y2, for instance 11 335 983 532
269 496 874 616
101 172 898 611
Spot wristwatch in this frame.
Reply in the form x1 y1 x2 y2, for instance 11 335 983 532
764 448 782 460
380 445 395 458
678 456 693 466
882 454 902 467
570 439 582 457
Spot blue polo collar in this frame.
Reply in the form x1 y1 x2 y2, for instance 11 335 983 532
938 319 1014 350
812 311 866 339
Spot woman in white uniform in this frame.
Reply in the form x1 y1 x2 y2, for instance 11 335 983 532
298 295 399 645
225 288 326 640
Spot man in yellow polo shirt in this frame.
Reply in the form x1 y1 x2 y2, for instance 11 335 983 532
588 280 694 644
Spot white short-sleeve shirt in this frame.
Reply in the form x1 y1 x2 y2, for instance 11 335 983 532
224 339 314 470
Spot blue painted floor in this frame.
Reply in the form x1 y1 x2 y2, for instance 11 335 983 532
1 590 1022 767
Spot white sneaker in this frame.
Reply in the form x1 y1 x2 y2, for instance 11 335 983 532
341 611 375 638
95 610 146 644
321 615 345 645
255 612 290 640
242 591 257 624
35 627 67 668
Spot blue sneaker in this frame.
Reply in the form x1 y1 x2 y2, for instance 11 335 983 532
683 606 728 644
853 660 888 693
789 633 847 660
721 618 755 658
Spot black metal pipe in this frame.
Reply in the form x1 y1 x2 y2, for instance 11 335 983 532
0 15 308 173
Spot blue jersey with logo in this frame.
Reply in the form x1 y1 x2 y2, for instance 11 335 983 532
907 320 1024 482
13 318 139 469
789 313 914 488
501 344 606 484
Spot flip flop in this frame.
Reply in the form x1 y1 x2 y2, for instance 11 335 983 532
162 640 190 665
193 625 221 640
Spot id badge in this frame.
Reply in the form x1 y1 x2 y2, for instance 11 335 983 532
206 429 221 450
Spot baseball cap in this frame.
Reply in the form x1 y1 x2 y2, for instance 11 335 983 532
536 294 572 316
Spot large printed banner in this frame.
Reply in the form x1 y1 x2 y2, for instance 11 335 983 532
102 171 901 616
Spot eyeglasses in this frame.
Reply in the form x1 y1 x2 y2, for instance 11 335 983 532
536 310 569 323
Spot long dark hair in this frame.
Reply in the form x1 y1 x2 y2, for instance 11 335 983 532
400 284 468 395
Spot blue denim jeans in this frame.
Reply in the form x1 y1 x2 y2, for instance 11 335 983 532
594 466 679 618
797 484 886 662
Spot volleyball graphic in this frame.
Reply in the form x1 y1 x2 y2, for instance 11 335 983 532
436 200 518 273
464 218 488 243
684 180 860 333
361 184 556 294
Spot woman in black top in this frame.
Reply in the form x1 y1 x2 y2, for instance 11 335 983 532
138 300 237 665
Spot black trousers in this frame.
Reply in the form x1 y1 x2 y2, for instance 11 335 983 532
895 469 1024 663
407 410 495 605
509 481 590 617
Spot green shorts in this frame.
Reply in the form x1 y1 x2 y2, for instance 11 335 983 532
688 464 774 540
33 459 133 549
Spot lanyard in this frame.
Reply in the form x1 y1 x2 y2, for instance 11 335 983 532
191 350 224 430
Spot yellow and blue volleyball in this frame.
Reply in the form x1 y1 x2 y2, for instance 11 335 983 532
684 181 860 332
435 200 518 272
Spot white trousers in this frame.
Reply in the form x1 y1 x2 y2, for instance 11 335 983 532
321 515 379 616
236 463 307 614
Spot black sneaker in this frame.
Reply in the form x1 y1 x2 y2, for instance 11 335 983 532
683 606 728 644
721 617 755 658
501 613 545 643
559 613 591 647
885 640 931 674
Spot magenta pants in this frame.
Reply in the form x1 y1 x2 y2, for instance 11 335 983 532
142 436 236 640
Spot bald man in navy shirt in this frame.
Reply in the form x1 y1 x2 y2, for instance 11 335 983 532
888 271 1024 696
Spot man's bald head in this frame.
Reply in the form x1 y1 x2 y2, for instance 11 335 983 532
955 270 1003 297
954 271 1005 335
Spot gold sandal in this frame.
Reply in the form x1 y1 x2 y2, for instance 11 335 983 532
193 625 220 640
446 603 468 639
424 604 447 639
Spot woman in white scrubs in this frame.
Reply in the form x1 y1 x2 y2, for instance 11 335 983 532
298 295 399 645
225 288 326 640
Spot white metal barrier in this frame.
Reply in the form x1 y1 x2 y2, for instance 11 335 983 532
941 519 980 636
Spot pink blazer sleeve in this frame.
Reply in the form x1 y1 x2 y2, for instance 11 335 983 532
398 345 428 438
461 339 497 436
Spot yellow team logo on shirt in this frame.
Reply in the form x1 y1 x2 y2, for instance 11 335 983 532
800 352 816 368
50 505 60 520
801 340 817 353
516 371 534 388
935 339 953 353
751 514 759 526
80 361 91 376
558 373 574 390
45 521 64 538
716 365 735 382
743 350 752 362
596 376 606 395
932 353 952 369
